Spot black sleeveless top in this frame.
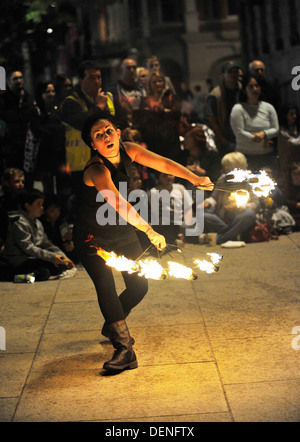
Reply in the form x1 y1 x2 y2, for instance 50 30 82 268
73 141 138 249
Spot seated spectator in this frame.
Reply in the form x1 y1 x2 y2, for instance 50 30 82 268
0 167 25 281
230 73 279 173
284 161 300 229
4 189 75 281
0 167 25 250
40 194 79 263
149 172 193 246
277 104 300 196
183 125 221 187
202 152 258 245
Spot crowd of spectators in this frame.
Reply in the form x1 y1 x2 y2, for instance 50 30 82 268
0 56 299 281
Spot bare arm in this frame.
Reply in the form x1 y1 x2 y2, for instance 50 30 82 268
125 142 214 190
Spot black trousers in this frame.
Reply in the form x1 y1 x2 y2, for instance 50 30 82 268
77 239 148 325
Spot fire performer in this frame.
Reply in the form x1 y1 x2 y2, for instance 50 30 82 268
73 111 213 372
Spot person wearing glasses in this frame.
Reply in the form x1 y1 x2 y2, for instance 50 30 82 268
73 111 214 373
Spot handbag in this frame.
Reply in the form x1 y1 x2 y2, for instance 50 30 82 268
248 221 279 243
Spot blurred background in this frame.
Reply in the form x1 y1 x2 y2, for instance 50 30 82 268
1 0 300 106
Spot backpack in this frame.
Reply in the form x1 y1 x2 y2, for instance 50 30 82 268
248 221 279 243
271 206 296 234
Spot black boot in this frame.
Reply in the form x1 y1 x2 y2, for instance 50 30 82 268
103 320 138 371
101 311 135 344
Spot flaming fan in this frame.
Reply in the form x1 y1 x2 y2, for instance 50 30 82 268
93 245 223 281
201 168 277 206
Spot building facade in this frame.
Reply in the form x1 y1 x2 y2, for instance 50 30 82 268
238 0 300 109
66 0 242 93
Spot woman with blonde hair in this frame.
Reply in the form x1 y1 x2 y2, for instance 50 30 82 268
139 72 183 162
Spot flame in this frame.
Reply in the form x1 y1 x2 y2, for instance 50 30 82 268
249 170 276 198
194 259 218 275
96 247 138 273
207 253 223 265
229 190 250 207
226 168 251 182
138 259 166 280
167 262 196 280
226 169 276 198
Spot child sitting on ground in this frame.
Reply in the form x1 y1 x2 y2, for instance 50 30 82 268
4 189 75 281
201 152 258 245
40 194 79 263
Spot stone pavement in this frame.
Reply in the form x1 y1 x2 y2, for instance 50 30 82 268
0 233 300 423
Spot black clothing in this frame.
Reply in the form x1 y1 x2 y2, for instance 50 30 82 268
73 141 137 248
29 104 66 174
73 141 148 325
78 239 147 324
0 87 34 169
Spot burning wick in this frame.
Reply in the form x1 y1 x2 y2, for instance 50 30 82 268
207 253 223 265
227 169 276 198
194 259 218 274
138 259 167 280
168 262 197 281
229 190 250 208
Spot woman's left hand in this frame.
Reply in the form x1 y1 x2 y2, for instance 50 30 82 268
192 176 214 191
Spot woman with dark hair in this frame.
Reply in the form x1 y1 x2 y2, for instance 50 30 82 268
230 74 279 172
277 104 300 196
73 111 213 373
54 74 73 106
29 81 66 194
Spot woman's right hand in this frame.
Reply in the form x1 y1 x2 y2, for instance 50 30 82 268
146 228 166 251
